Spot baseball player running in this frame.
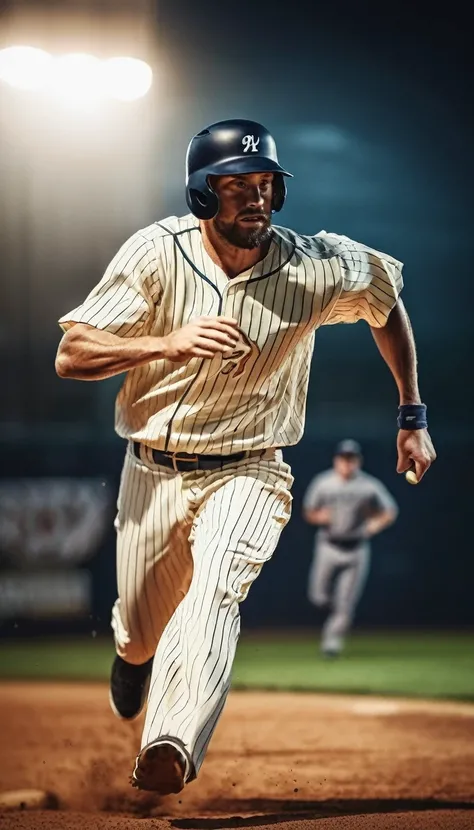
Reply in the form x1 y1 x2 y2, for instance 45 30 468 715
303 439 398 657
55 119 436 795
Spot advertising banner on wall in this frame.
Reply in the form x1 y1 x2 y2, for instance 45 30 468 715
0 478 112 620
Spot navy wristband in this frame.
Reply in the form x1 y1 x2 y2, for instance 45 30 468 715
397 404 428 430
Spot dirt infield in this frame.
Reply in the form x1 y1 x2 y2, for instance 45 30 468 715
0 683 473 830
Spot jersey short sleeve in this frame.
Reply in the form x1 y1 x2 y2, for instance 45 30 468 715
317 232 404 328
58 231 162 337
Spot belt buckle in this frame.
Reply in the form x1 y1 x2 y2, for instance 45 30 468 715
171 452 199 472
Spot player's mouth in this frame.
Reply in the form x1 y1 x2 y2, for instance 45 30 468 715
239 215 266 224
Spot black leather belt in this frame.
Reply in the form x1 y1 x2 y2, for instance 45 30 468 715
133 441 248 472
326 538 364 550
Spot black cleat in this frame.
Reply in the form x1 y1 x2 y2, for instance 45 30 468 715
322 648 340 659
131 737 194 794
109 655 153 721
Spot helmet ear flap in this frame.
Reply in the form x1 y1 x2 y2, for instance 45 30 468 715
185 177 219 220
271 173 286 213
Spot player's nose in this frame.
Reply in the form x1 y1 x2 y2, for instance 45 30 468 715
247 185 265 207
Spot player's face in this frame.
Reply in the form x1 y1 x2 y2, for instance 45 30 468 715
209 173 273 249
334 454 361 479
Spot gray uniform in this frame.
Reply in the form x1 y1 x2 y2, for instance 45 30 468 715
303 469 398 653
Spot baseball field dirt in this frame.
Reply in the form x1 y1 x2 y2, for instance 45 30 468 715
0 683 473 830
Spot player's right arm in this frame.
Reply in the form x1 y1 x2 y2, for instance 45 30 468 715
363 479 398 538
302 476 331 526
304 507 331 526
55 317 240 381
55 230 239 381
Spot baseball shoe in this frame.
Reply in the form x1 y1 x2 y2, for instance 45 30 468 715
321 648 340 659
109 655 153 721
131 736 194 794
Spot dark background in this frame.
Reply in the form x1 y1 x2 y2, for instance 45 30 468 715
1 0 472 634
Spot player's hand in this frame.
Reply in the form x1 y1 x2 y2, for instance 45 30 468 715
317 508 332 525
161 316 240 362
362 518 378 539
396 428 436 482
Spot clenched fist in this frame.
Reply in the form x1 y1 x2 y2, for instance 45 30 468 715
396 428 436 482
161 316 240 362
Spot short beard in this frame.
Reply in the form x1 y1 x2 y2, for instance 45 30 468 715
213 215 272 249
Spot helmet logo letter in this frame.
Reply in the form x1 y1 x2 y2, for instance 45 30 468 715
242 135 260 153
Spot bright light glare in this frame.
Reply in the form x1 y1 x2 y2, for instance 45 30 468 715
101 57 153 101
47 53 103 109
0 47 153 105
0 46 53 91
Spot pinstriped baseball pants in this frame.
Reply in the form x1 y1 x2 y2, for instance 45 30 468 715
111 442 293 776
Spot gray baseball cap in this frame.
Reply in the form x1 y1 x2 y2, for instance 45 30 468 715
334 439 362 457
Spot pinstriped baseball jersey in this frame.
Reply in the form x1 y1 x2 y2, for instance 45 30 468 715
59 215 403 453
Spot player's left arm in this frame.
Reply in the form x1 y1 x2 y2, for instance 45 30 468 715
364 510 397 538
318 231 436 483
369 298 436 482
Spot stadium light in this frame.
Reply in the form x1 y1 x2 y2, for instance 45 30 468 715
47 53 104 110
0 46 53 91
100 57 153 101
0 46 154 104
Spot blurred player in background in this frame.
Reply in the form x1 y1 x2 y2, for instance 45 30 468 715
303 439 398 657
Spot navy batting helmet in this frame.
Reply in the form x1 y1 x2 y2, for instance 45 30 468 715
335 439 362 457
185 119 293 220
